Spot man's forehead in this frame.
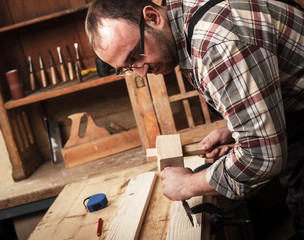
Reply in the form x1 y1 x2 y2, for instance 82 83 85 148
96 18 137 49
94 18 139 67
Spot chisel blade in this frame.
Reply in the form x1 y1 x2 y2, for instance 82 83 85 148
182 200 194 227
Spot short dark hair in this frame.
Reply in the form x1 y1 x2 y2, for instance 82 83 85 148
85 0 161 48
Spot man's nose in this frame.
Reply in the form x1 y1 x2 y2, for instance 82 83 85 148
133 64 149 78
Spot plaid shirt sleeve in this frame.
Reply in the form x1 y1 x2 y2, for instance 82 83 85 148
167 0 304 199
202 41 287 199
186 0 304 199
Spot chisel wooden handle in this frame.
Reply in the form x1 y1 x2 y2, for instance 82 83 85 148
182 143 234 156
67 61 74 80
60 64 67 82
29 72 35 90
147 143 234 162
50 66 58 85
40 69 47 87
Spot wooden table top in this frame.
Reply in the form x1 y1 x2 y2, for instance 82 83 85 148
28 162 172 240
0 147 147 211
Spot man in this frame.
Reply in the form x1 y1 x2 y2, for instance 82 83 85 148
85 0 304 237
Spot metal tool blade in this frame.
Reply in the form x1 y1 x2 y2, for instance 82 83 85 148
38 53 44 70
182 200 194 227
28 56 33 73
74 42 79 60
48 50 54 67
57 46 63 63
66 45 72 62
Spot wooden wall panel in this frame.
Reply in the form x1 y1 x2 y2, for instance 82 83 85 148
6 0 71 23
0 1 13 27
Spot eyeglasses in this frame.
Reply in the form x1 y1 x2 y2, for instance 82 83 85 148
115 12 146 76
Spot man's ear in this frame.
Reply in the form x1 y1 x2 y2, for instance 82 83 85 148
142 6 165 29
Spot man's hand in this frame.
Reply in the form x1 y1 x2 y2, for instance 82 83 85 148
159 167 219 201
199 126 234 159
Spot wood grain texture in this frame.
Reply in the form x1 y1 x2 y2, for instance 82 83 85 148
125 74 160 150
62 128 141 168
147 73 176 134
28 163 160 240
156 134 184 171
63 112 110 148
105 171 157 240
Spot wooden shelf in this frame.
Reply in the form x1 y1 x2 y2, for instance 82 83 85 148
5 74 125 109
0 4 90 33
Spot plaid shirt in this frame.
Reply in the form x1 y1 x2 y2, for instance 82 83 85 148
166 0 304 199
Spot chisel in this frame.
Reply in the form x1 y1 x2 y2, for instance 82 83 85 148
66 45 74 80
74 43 81 70
28 56 35 91
48 50 58 85
57 46 68 82
38 53 47 87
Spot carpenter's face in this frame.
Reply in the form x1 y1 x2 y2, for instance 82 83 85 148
94 18 178 77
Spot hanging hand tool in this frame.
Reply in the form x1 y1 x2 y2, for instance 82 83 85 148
28 56 36 91
66 45 74 80
48 50 58 85
38 53 48 87
74 43 81 70
57 46 68 82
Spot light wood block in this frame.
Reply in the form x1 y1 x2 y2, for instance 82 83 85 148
156 134 184 171
105 171 157 240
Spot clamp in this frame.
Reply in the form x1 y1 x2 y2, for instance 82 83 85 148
190 201 251 234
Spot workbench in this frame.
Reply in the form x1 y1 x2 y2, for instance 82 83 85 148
28 157 213 240
0 147 147 217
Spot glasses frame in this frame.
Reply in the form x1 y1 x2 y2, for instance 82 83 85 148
115 12 145 76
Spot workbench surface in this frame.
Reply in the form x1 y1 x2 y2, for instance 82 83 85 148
28 162 170 240
0 146 147 211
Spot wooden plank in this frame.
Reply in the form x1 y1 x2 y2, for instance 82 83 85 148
199 95 211 124
147 73 176 134
0 91 26 179
166 156 206 240
0 4 90 33
169 90 199 102
174 66 195 128
125 74 160 150
156 134 184 171
6 0 70 24
105 172 157 240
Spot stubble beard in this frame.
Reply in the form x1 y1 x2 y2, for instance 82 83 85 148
146 27 178 75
